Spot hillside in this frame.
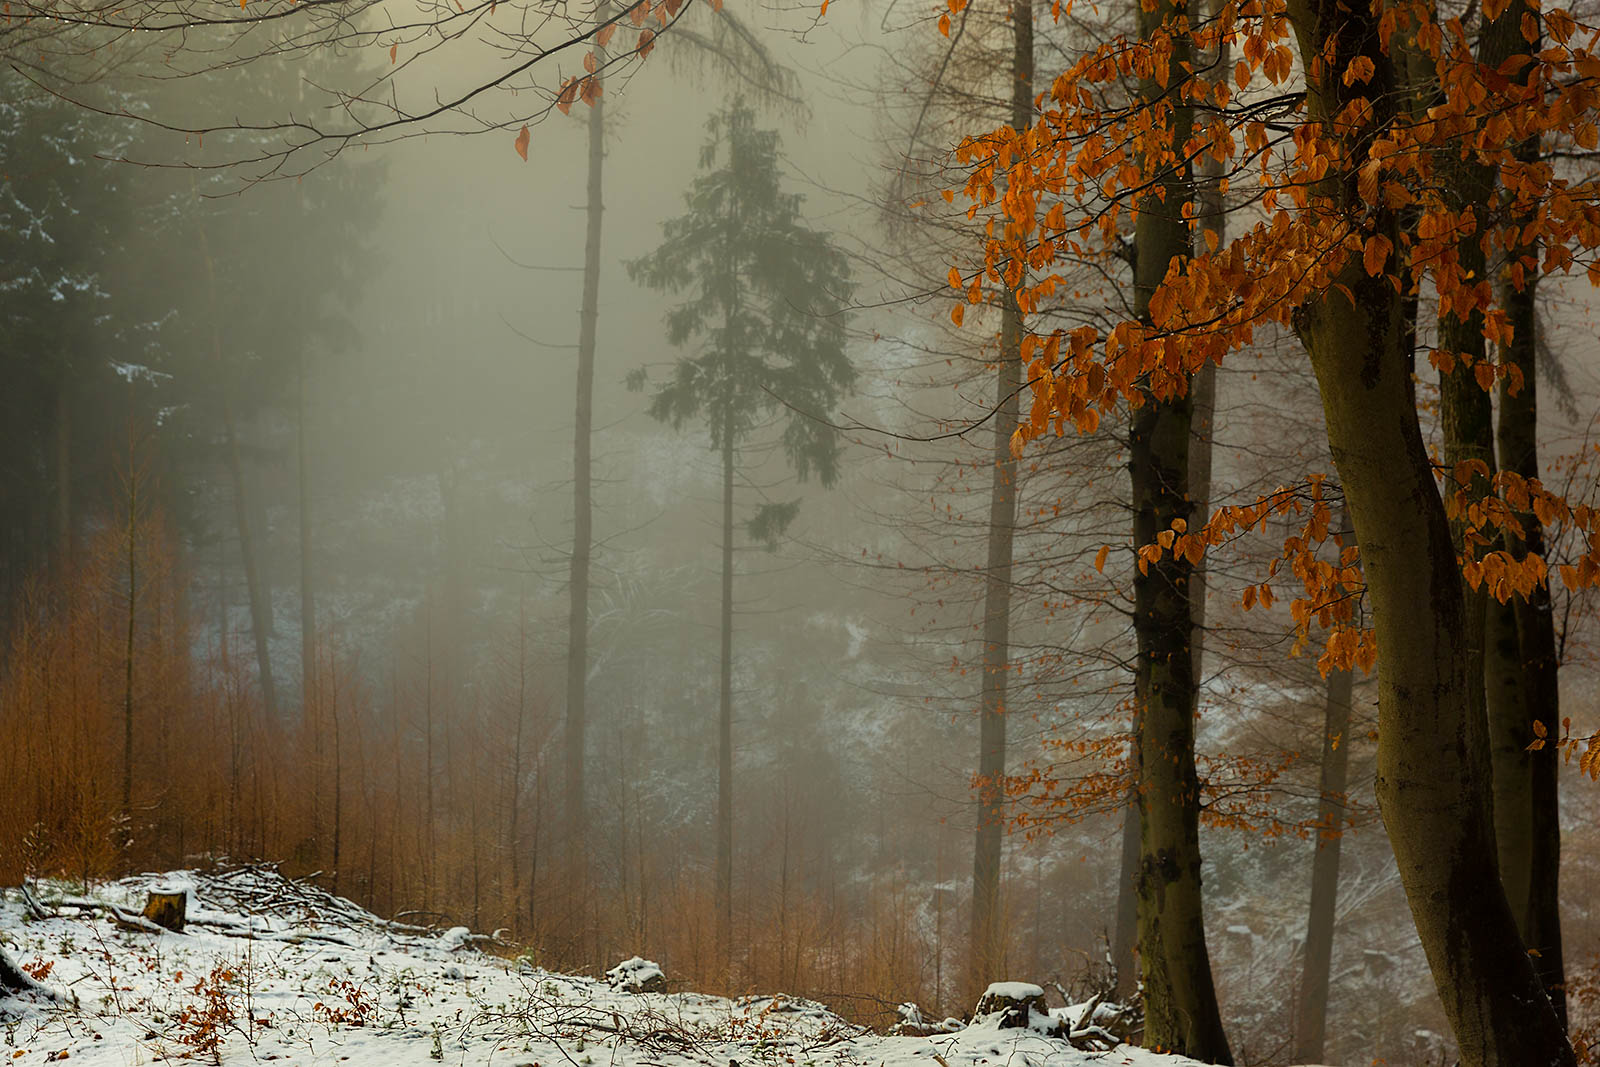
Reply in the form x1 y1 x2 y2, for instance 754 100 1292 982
1 868 1202 1067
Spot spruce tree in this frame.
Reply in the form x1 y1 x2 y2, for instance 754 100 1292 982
627 100 854 964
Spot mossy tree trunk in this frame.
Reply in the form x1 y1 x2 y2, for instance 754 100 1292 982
1128 0 1230 1054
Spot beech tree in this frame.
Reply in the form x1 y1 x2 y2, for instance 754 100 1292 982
946 0 1600 1057
627 99 854 962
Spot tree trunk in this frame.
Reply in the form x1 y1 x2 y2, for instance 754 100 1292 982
1128 0 1230 1057
716 404 735 969
0 947 46 998
331 659 342 894
1111 782 1140 1001
969 0 1031 998
197 209 280 725
1497 0 1565 1019
567 0 608 863
123 425 138 826
56 379 72 568
1187 0 1227 695
223 398 280 724
1297 217 1574 1067
1499 231 1566 1024
509 589 529 923
1130 385 1230 1062
299 351 316 720
1285 3 1571 1054
1294 663 1354 1063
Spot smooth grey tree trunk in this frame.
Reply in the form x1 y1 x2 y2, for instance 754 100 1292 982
1294 664 1354 1063
122 432 139 824
299 352 316 720
566 0 608 861
716 404 735 967
969 0 1031 998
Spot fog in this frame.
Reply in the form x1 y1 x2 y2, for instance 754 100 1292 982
3 1 1599 1064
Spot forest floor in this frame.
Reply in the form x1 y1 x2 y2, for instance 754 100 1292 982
1 868 1200 1067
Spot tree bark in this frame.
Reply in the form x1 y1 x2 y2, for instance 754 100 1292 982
197 210 280 725
56 379 72 568
1110 779 1140 1001
567 0 608 864
1187 0 1227 694
969 0 1031 998
123 425 138 826
1430 0 1525 938
716 403 735 969
1497 0 1565 1019
299 352 316 721
1302 272 1572 1067
0 947 46 998
1499 233 1566 1023
1285 2 1571 1055
1128 0 1230 1056
509 590 530 928
1294 663 1354 1063
1296 216 1574 1067
223 400 279 723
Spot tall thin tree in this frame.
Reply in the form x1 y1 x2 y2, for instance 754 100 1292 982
969 0 1033 997
628 102 854 964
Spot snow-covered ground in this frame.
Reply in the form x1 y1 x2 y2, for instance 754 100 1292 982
1 868 1203 1066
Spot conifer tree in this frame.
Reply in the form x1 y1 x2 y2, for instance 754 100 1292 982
628 100 854 962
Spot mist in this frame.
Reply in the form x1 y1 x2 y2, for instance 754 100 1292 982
3 1 1600 1065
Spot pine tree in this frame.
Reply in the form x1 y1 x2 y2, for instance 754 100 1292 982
627 100 854 965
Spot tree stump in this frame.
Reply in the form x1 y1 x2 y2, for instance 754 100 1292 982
973 982 1049 1029
605 956 666 993
141 889 187 933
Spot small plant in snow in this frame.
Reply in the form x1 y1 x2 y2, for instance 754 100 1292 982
172 962 239 1063
312 976 378 1028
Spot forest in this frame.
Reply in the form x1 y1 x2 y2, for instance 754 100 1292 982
0 0 1598 1063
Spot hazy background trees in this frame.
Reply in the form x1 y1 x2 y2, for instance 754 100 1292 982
1 0 1599 1062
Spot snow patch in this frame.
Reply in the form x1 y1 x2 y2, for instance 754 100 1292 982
982 981 1044 1000
0 868 1207 1067
605 955 666 992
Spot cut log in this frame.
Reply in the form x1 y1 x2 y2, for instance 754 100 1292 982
141 889 188 933
0 946 57 1002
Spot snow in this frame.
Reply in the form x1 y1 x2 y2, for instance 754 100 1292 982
1 868 1208 1067
981 981 1044 1000
605 955 665 991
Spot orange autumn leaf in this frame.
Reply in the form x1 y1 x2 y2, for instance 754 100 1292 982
556 78 579 115
1363 233 1392 277
514 124 530 161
